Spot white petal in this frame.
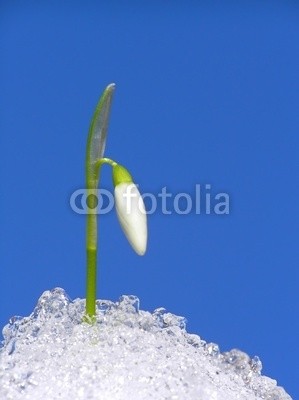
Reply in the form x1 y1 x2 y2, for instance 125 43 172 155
114 183 147 255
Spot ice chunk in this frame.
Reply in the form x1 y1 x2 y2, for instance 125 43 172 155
0 288 292 400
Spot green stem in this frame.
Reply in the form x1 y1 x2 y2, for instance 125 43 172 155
85 185 98 317
96 157 117 168
84 84 115 319
85 159 117 318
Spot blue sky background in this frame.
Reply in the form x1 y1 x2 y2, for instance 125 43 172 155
0 2 298 398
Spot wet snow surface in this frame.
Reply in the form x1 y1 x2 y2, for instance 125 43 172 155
0 288 292 400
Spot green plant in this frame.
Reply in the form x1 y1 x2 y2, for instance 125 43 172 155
85 83 147 319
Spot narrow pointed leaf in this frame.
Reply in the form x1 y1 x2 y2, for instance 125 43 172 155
86 83 115 186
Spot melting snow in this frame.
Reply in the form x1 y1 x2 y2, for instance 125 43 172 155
0 288 292 400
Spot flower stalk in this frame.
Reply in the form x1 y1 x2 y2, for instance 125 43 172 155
85 84 115 318
85 84 147 319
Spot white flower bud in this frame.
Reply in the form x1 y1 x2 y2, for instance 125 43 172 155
114 182 147 256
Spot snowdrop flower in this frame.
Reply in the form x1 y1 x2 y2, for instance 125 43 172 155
113 164 147 255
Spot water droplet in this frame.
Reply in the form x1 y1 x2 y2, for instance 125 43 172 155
118 295 140 313
205 342 220 357
186 334 205 349
152 308 186 330
250 355 262 374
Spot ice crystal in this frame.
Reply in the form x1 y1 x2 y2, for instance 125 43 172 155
0 288 292 400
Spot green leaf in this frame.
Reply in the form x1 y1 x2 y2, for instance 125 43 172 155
86 83 116 186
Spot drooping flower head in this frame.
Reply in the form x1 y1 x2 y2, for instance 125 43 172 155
113 164 147 256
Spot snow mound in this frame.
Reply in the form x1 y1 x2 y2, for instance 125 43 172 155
0 288 292 400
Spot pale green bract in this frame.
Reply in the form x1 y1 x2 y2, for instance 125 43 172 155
86 83 115 185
